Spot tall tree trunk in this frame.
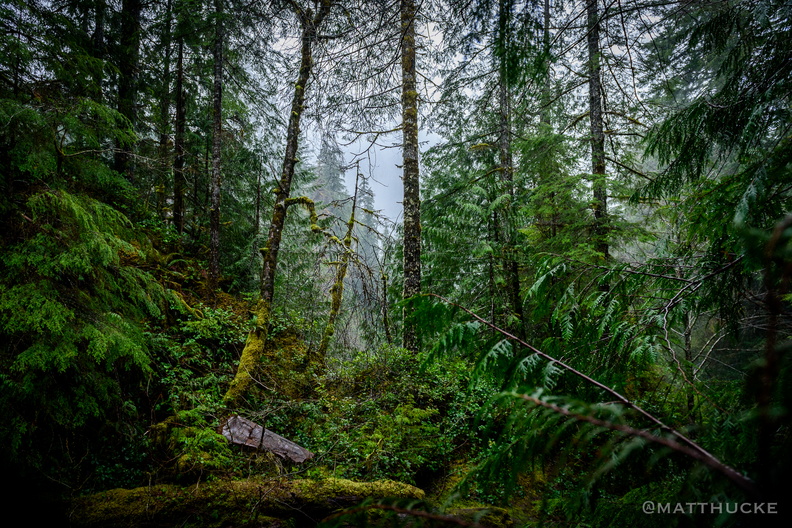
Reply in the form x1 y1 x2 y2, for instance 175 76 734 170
157 0 173 221
539 0 551 127
209 0 224 288
401 0 421 354
91 0 106 101
382 271 392 345
496 0 524 339
224 1 332 408
252 164 262 266
115 0 142 180
587 0 608 262
173 37 186 234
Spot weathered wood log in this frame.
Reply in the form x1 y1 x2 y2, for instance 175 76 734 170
220 414 314 464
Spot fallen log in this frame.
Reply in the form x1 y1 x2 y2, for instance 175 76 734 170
220 414 314 464
69 477 425 528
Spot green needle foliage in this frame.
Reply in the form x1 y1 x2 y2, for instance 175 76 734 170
0 189 174 486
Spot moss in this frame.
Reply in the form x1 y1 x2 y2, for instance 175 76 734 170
260 329 313 399
291 477 424 506
69 477 424 527
223 300 273 406
447 507 514 528
223 328 267 407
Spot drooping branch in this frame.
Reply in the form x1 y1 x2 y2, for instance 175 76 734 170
425 293 757 497
513 392 756 495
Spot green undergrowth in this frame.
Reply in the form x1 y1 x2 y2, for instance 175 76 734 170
1 189 691 526
233 345 497 490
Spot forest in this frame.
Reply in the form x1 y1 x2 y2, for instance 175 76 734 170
0 0 790 526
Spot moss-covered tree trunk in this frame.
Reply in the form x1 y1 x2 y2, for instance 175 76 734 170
316 171 360 363
209 0 223 288
401 0 421 354
224 1 332 408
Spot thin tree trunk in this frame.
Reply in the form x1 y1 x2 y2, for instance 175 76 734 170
539 0 551 127
587 0 608 262
91 0 106 101
684 310 695 417
401 0 421 353
115 0 142 180
224 1 332 408
157 0 173 221
252 164 262 266
173 37 186 234
316 170 360 363
382 271 392 345
489 214 496 335
541 0 559 239
209 0 224 288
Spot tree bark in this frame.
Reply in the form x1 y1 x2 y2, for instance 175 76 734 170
114 0 142 180
587 0 608 262
209 0 224 288
401 0 421 354
157 0 173 221
173 36 186 234
539 0 551 127
316 170 360 363
90 0 106 101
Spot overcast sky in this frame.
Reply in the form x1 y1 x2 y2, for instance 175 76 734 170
331 131 440 224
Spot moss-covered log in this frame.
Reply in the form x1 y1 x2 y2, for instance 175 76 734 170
69 478 425 528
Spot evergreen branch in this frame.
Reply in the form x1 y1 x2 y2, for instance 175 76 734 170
546 253 695 283
606 156 653 182
424 293 758 496
514 393 740 483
